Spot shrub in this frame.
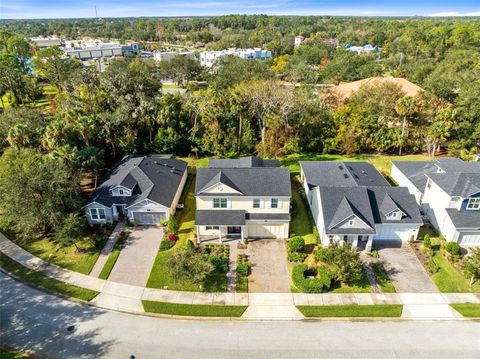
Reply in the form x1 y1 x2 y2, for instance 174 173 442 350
314 244 362 283
160 239 175 251
289 236 305 252
237 262 250 276
287 251 307 262
166 216 178 234
444 242 461 256
461 248 480 286
367 250 379 258
423 234 432 249
315 246 335 264
209 255 229 273
292 264 332 293
160 219 168 227
424 259 439 274
167 233 177 241
313 226 320 244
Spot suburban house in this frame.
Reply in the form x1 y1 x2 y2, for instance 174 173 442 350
391 159 480 246
85 155 187 225
300 161 423 250
194 156 291 243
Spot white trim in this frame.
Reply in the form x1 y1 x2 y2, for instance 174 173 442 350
125 198 165 209
199 182 243 195
329 214 374 231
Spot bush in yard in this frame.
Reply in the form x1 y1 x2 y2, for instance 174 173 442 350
167 246 213 284
167 233 177 241
424 258 439 274
237 262 250 276
160 239 176 251
287 251 307 262
423 234 432 249
313 226 320 244
54 213 86 251
292 264 331 293
209 255 229 273
166 216 178 234
289 236 305 252
314 246 335 264
315 244 363 284
444 242 461 256
461 248 480 286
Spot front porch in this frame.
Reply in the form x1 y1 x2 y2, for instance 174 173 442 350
196 225 246 244
327 234 373 252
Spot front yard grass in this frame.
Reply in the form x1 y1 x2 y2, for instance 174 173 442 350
98 248 121 280
147 175 228 292
142 300 247 317
431 252 480 293
329 271 373 293
297 304 403 318
0 253 99 301
7 230 108 275
450 303 480 318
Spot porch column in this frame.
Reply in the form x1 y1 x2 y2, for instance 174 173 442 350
196 225 201 244
366 236 373 252
241 226 245 244
352 236 358 249
219 227 223 244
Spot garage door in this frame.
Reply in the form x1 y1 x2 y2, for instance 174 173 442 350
248 223 286 239
373 225 409 242
458 232 480 246
132 211 166 225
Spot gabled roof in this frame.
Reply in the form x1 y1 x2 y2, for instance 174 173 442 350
88 155 187 208
427 172 480 197
209 156 280 168
300 161 389 189
198 171 243 194
379 193 404 216
368 187 422 224
328 196 374 231
445 208 480 229
195 167 291 197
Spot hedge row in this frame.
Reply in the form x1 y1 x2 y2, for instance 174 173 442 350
292 264 332 293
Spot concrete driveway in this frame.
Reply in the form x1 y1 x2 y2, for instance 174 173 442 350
108 226 163 287
246 239 291 293
376 241 438 293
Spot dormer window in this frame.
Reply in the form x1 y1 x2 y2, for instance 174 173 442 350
466 198 480 210
119 189 124 195
348 219 354 226
386 210 401 220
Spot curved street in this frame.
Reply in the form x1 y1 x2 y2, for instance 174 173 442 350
1 272 480 359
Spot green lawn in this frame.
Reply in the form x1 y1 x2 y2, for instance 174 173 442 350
147 175 228 292
329 271 373 293
297 304 403 317
0 253 99 301
450 303 480 318
371 262 396 293
0 348 29 359
290 177 316 245
7 231 107 275
431 252 480 293
98 248 121 280
142 300 247 317
0 85 58 109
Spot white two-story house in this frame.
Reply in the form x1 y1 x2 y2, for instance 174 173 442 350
391 158 480 246
85 155 187 226
194 156 291 243
301 161 423 250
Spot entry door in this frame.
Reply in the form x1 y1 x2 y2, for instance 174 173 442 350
227 226 242 234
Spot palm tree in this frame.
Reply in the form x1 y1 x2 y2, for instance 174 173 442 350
78 146 105 189
395 96 416 156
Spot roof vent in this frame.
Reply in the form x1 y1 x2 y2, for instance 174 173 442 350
154 161 158 164
361 170 366 174
339 165 344 170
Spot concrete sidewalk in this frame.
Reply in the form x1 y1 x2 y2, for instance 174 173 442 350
89 221 125 278
1 233 479 320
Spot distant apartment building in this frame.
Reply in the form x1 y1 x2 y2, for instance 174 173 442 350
63 39 139 60
30 36 62 48
153 51 196 62
345 44 381 55
199 48 272 67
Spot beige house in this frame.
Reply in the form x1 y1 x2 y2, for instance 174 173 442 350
194 157 291 243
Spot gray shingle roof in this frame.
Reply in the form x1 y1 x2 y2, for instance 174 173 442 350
198 171 243 194
195 210 246 225
195 167 291 197
445 208 480 229
209 156 280 168
246 213 291 221
368 187 423 224
319 187 376 235
300 161 389 188
427 172 480 197
89 155 187 208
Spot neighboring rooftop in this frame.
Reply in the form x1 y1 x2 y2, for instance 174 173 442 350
89 155 187 208
427 172 480 197
445 208 480 229
300 161 390 189
209 156 280 168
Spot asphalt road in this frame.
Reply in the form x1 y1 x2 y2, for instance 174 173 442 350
1 272 479 359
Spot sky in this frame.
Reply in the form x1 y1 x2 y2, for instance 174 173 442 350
1 0 480 19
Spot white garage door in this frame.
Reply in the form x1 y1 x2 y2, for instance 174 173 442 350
132 211 166 225
374 225 409 242
248 223 286 239
458 232 480 246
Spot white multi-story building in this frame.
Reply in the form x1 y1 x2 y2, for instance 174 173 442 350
345 44 381 55
30 36 62 48
153 51 196 62
199 48 272 67
63 39 139 60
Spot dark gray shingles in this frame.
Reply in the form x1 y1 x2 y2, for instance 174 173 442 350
300 161 389 188
195 167 291 197
246 213 291 221
427 172 480 197
391 161 437 192
198 171 243 194
209 156 280 168
445 208 480 229
195 210 246 225
368 187 423 224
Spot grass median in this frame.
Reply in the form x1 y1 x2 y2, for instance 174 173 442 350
0 253 99 301
450 303 480 318
297 304 403 318
98 248 121 280
142 300 247 317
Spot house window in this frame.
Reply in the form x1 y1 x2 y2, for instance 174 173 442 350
119 189 124 195
253 199 261 208
426 179 432 189
90 208 106 220
206 226 219 231
271 198 279 208
466 198 480 210
348 219 354 226
213 198 228 208
386 211 399 220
